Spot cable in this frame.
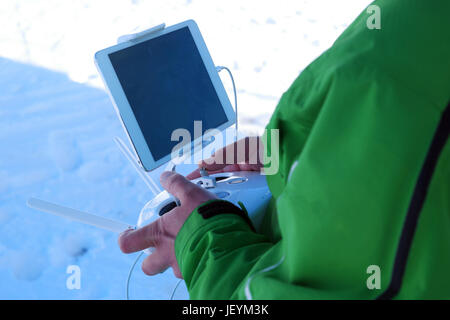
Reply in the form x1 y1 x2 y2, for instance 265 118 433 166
126 251 144 300
126 251 185 300
216 66 238 141
170 279 184 300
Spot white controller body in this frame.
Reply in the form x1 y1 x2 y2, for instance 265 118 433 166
137 171 272 254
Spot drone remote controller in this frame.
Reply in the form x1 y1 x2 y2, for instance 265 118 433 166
137 170 272 254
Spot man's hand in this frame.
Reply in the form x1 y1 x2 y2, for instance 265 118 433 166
187 136 263 180
118 171 217 278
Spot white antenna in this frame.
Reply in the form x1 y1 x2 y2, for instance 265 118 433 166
114 137 161 196
27 198 135 233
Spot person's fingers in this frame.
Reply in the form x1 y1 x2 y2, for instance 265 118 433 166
172 260 183 279
141 250 170 275
202 144 235 169
198 157 227 172
186 136 262 179
186 162 262 180
185 164 238 180
234 163 263 172
198 138 244 171
118 220 160 253
205 136 261 168
186 167 202 180
160 171 212 204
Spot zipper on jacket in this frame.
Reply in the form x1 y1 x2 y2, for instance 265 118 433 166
378 102 450 299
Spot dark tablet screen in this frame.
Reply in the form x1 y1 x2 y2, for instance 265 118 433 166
109 27 228 161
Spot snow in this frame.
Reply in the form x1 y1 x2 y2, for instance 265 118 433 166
0 0 372 299
48 131 83 172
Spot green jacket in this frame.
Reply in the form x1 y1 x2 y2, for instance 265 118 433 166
175 0 450 299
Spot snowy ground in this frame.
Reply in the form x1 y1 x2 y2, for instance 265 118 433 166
0 0 372 299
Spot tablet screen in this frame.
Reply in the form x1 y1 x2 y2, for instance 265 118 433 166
108 27 228 161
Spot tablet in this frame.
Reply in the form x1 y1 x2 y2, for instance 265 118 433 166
95 20 235 171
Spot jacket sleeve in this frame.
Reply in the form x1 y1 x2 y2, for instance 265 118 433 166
174 199 274 299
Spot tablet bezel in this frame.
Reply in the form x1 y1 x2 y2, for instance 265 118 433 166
95 20 235 171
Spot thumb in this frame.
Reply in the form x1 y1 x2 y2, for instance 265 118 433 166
160 171 211 204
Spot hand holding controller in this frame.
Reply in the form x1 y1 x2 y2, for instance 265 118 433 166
119 171 217 278
119 137 272 278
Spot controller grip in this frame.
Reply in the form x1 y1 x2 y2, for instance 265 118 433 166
137 171 272 255
137 191 177 255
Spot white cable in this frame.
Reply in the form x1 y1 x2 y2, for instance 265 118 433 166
126 251 184 300
170 279 184 300
216 66 238 141
126 251 144 300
